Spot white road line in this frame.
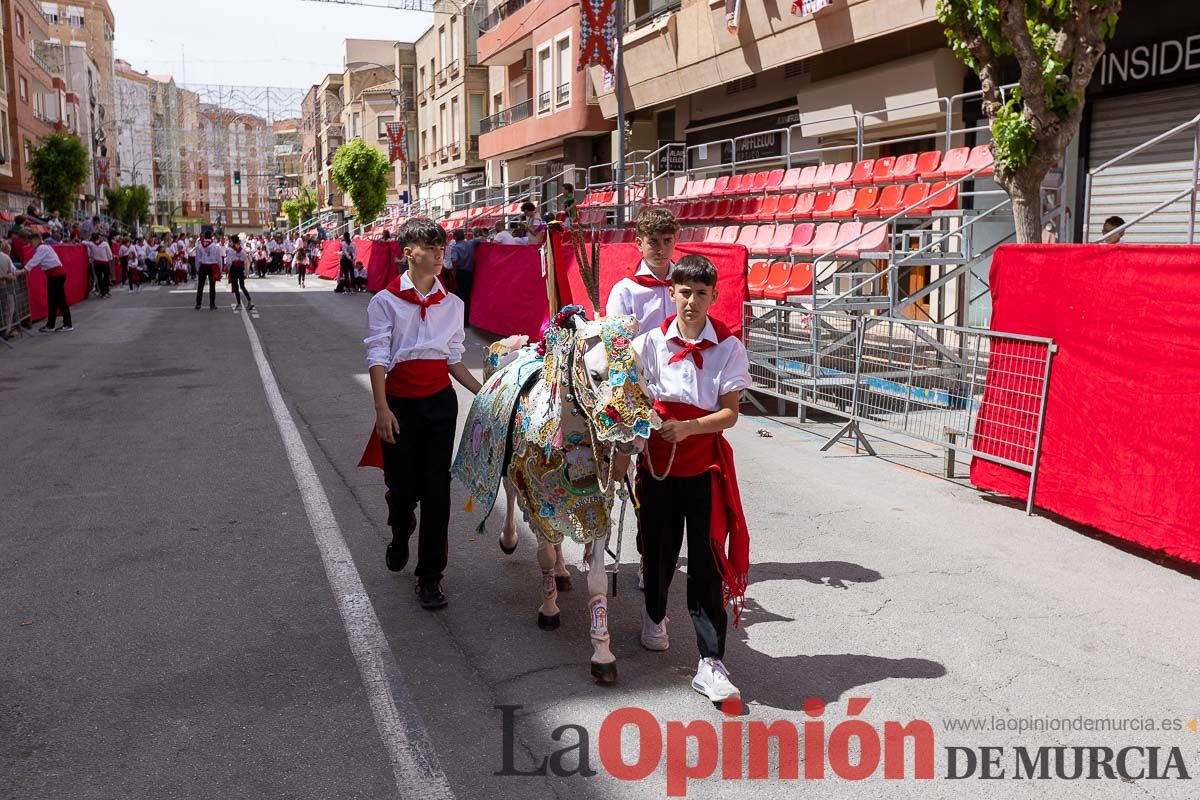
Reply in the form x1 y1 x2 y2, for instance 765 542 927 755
239 310 456 800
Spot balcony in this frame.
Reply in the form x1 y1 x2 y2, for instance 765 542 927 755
419 87 428 105
449 59 460 78
537 90 552 115
478 0 532 35
437 67 449 86
555 83 570 107
479 98 533 133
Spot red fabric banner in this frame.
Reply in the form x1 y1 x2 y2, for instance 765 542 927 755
469 242 548 338
553 237 750 337
970 244 1200 564
366 239 403 293
315 240 343 280
25 244 90 321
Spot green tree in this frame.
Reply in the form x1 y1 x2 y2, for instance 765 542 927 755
937 0 1122 242
330 139 390 225
104 186 127 224
297 186 317 222
282 197 301 228
124 185 151 227
28 133 90 217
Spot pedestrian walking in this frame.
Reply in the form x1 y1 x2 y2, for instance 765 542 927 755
86 232 113 298
194 233 221 310
294 242 309 287
25 233 73 332
628 254 752 705
339 232 356 294
225 235 255 311
358 218 482 610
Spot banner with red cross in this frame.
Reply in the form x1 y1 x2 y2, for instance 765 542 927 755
579 0 617 73
386 122 407 163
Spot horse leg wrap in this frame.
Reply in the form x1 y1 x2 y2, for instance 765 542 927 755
589 593 617 683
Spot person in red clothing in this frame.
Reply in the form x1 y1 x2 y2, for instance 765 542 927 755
605 207 680 333
358 218 482 610
629 254 752 706
24 233 73 332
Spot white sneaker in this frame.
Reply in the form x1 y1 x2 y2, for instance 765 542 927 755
640 607 669 651
692 658 740 703
57 325 75 332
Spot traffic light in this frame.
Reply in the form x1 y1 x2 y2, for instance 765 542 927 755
233 170 241 185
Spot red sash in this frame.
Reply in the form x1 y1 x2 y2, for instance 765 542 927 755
45 266 65 278
357 359 451 470
643 399 750 624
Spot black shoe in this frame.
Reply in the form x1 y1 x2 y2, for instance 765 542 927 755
416 581 447 610
385 509 417 571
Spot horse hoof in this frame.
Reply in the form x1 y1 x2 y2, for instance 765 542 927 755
555 574 573 592
498 535 517 555
591 661 618 685
537 612 561 630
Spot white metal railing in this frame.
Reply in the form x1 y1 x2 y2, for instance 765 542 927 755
1083 112 1200 244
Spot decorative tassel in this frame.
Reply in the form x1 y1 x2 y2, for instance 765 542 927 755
464 496 475 512
475 518 487 535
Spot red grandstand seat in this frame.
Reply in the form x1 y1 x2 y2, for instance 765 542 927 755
679 227 702 242
719 225 740 244
755 195 780 221
750 171 771 193
966 144 994 176
900 182 932 213
854 222 890 256
853 187 880 216
713 176 730 195
763 262 813 301
787 223 816 256
767 223 795 256
779 168 803 192
712 198 732 219
754 262 792 300
669 178 691 199
830 161 855 187
915 150 943 179
699 177 718 196
747 261 771 295
878 184 902 215
936 147 971 179
765 169 786 192
871 156 896 185
704 226 725 243
831 222 865 258
828 189 857 219
796 221 840 258
916 181 959 213
735 225 760 250
751 224 776 252
678 201 697 221
775 193 798 221
739 197 764 222
722 173 745 196
891 154 919 183
810 190 837 219
729 197 750 220
791 192 817 220
812 163 836 188
796 165 818 190
850 159 876 186
698 199 720 220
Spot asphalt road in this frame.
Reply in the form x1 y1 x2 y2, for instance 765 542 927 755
2 276 1199 800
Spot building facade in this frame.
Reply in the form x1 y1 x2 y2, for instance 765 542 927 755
415 0 487 216
0 0 65 212
476 0 614 208
313 72 344 221
113 59 153 207
195 104 271 234
272 117 302 226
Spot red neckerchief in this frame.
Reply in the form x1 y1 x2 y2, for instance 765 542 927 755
632 273 672 288
660 314 729 369
387 276 445 321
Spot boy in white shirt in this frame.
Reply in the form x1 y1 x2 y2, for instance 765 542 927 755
606 207 680 333
359 218 482 610
25 233 73 331
630 254 751 706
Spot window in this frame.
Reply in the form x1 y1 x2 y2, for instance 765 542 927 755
555 36 571 107
23 139 31 165
536 45 551 113
431 124 437 152
438 27 446 72
18 76 27 103
492 91 502 114
421 129 427 157
450 97 459 146
16 12 25 40
468 93 483 136
0 111 8 164
419 66 426 92
67 5 83 27
377 114 393 140
40 3 58 24
439 103 446 149
450 16 459 62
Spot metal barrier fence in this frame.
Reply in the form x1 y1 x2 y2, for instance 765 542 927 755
1 271 32 344
743 303 1056 512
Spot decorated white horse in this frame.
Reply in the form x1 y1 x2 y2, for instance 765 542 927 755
453 306 657 684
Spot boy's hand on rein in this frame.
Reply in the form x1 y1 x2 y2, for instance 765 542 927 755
375 408 401 444
658 419 693 443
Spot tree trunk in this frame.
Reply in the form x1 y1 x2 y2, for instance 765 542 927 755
1001 170 1046 244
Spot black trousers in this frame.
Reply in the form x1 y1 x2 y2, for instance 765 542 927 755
637 470 727 660
126 259 135 290
270 252 283 274
195 265 217 308
297 264 306 285
229 267 251 307
340 258 354 291
380 386 458 583
94 262 110 296
45 274 72 328
455 269 474 326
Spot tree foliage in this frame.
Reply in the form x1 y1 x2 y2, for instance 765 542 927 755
104 187 127 223
28 133 90 217
937 0 1122 242
104 184 151 227
282 187 318 228
330 139 390 225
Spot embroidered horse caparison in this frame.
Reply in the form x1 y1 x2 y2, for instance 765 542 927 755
453 308 656 684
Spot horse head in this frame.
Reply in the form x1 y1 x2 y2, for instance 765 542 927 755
543 306 656 453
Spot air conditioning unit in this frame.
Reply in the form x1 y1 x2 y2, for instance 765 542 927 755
521 50 533 71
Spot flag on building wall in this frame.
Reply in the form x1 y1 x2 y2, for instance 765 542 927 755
791 0 833 17
96 157 110 186
579 0 617 73
386 122 407 163
725 0 742 35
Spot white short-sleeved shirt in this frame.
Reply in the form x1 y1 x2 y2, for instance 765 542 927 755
605 260 675 335
632 316 751 412
364 273 466 370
